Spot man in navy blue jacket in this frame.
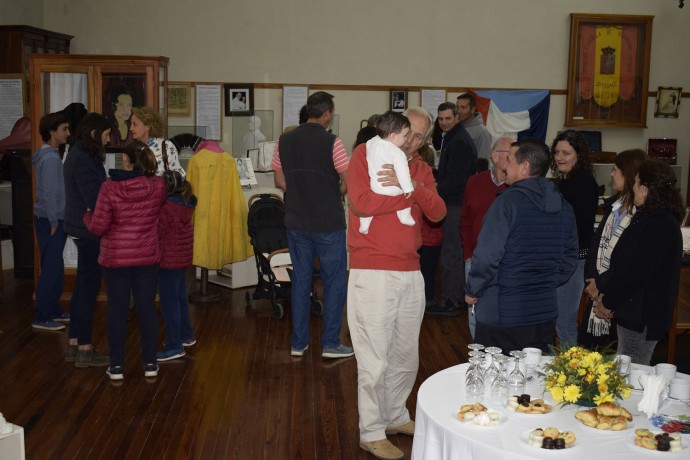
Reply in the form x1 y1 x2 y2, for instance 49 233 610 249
465 141 578 352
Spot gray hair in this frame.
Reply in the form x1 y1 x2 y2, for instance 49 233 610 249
403 106 434 140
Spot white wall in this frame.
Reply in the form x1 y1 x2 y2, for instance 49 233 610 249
2 0 688 193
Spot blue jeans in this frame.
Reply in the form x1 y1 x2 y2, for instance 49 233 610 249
69 238 101 345
159 268 194 350
286 228 347 350
34 216 67 322
617 325 657 365
556 259 585 348
103 265 160 366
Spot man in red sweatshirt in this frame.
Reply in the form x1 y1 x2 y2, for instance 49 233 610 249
347 107 446 460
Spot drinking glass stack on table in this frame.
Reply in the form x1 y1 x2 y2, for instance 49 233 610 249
413 345 690 459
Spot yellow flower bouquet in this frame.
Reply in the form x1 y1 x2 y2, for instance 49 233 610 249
543 346 632 406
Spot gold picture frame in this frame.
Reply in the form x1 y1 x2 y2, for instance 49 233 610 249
168 82 191 117
565 13 654 128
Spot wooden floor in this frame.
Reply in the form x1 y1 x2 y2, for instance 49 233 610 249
0 269 688 460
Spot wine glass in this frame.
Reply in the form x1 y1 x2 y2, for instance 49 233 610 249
466 355 485 401
615 354 631 379
466 350 485 384
508 350 526 396
490 354 510 405
483 347 502 387
468 343 485 353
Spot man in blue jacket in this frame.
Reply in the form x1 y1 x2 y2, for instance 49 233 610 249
464 141 578 352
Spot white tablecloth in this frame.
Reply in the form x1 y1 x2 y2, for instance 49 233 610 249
412 362 690 460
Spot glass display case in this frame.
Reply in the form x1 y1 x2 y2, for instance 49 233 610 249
231 110 274 158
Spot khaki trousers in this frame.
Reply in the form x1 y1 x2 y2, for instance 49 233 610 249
347 269 425 441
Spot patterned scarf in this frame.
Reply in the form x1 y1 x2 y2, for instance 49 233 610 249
588 199 635 336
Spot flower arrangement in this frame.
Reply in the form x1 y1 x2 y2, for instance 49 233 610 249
544 346 632 406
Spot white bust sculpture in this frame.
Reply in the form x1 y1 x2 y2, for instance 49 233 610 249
243 115 267 152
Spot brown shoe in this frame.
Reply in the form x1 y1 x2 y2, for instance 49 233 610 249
359 439 404 460
65 344 78 363
385 420 415 436
75 348 110 368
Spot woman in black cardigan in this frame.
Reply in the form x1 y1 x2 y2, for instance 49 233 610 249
579 149 648 349
589 160 683 364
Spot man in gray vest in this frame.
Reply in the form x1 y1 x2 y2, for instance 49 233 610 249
272 91 354 359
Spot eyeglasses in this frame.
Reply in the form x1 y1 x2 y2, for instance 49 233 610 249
494 150 510 153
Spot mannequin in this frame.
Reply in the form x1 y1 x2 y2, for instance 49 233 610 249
242 116 266 152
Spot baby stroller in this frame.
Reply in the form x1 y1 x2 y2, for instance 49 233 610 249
245 193 323 319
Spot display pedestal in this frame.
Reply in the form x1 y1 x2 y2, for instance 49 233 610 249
188 267 220 303
0 424 25 460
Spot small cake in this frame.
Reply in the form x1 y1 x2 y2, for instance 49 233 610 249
507 396 519 410
669 433 682 453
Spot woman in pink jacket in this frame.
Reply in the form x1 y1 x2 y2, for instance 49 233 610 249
85 141 167 380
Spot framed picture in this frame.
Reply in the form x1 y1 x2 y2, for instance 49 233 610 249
224 83 254 116
390 90 407 112
168 82 191 117
565 14 654 128
102 73 147 149
654 87 682 118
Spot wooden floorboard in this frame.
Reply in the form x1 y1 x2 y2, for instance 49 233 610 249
1 268 689 460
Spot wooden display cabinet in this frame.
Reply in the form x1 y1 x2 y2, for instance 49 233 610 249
28 54 169 302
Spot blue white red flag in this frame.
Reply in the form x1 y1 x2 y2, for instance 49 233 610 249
468 90 550 143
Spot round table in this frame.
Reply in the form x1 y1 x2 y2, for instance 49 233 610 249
412 362 690 459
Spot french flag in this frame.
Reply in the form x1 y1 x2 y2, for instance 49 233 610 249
468 89 551 143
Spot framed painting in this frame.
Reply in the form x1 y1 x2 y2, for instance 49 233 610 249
102 73 147 149
168 82 191 117
224 83 254 116
654 87 682 118
390 90 407 112
565 14 654 128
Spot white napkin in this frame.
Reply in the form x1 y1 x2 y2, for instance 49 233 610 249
637 374 669 417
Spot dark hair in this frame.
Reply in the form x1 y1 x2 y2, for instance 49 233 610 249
353 126 377 149
614 148 648 212
367 114 381 127
375 111 410 139
123 140 157 176
298 105 308 124
306 91 334 119
75 113 111 161
437 102 457 115
39 111 68 142
513 140 550 177
549 130 593 179
62 102 87 145
456 93 476 110
110 87 131 111
417 144 436 169
162 169 195 205
637 160 684 222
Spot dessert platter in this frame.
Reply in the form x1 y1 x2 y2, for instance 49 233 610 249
506 394 553 414
632 429 686 454
575 402 634 431
454 402 504 426
520 427 578 451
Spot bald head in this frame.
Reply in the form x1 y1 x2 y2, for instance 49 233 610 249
490 137 513 181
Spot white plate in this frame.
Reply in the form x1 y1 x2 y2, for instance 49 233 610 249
451 409 506 427
628 433 687 455
519 429 579 451
506 401 554 415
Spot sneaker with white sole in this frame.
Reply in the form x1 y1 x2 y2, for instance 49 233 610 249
182 338 197 347
32 320 65 331
53 312 70 322
291 344 309 357
156 348 186 362
322 344 354 359
144 363 159 377
106 366 124 380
